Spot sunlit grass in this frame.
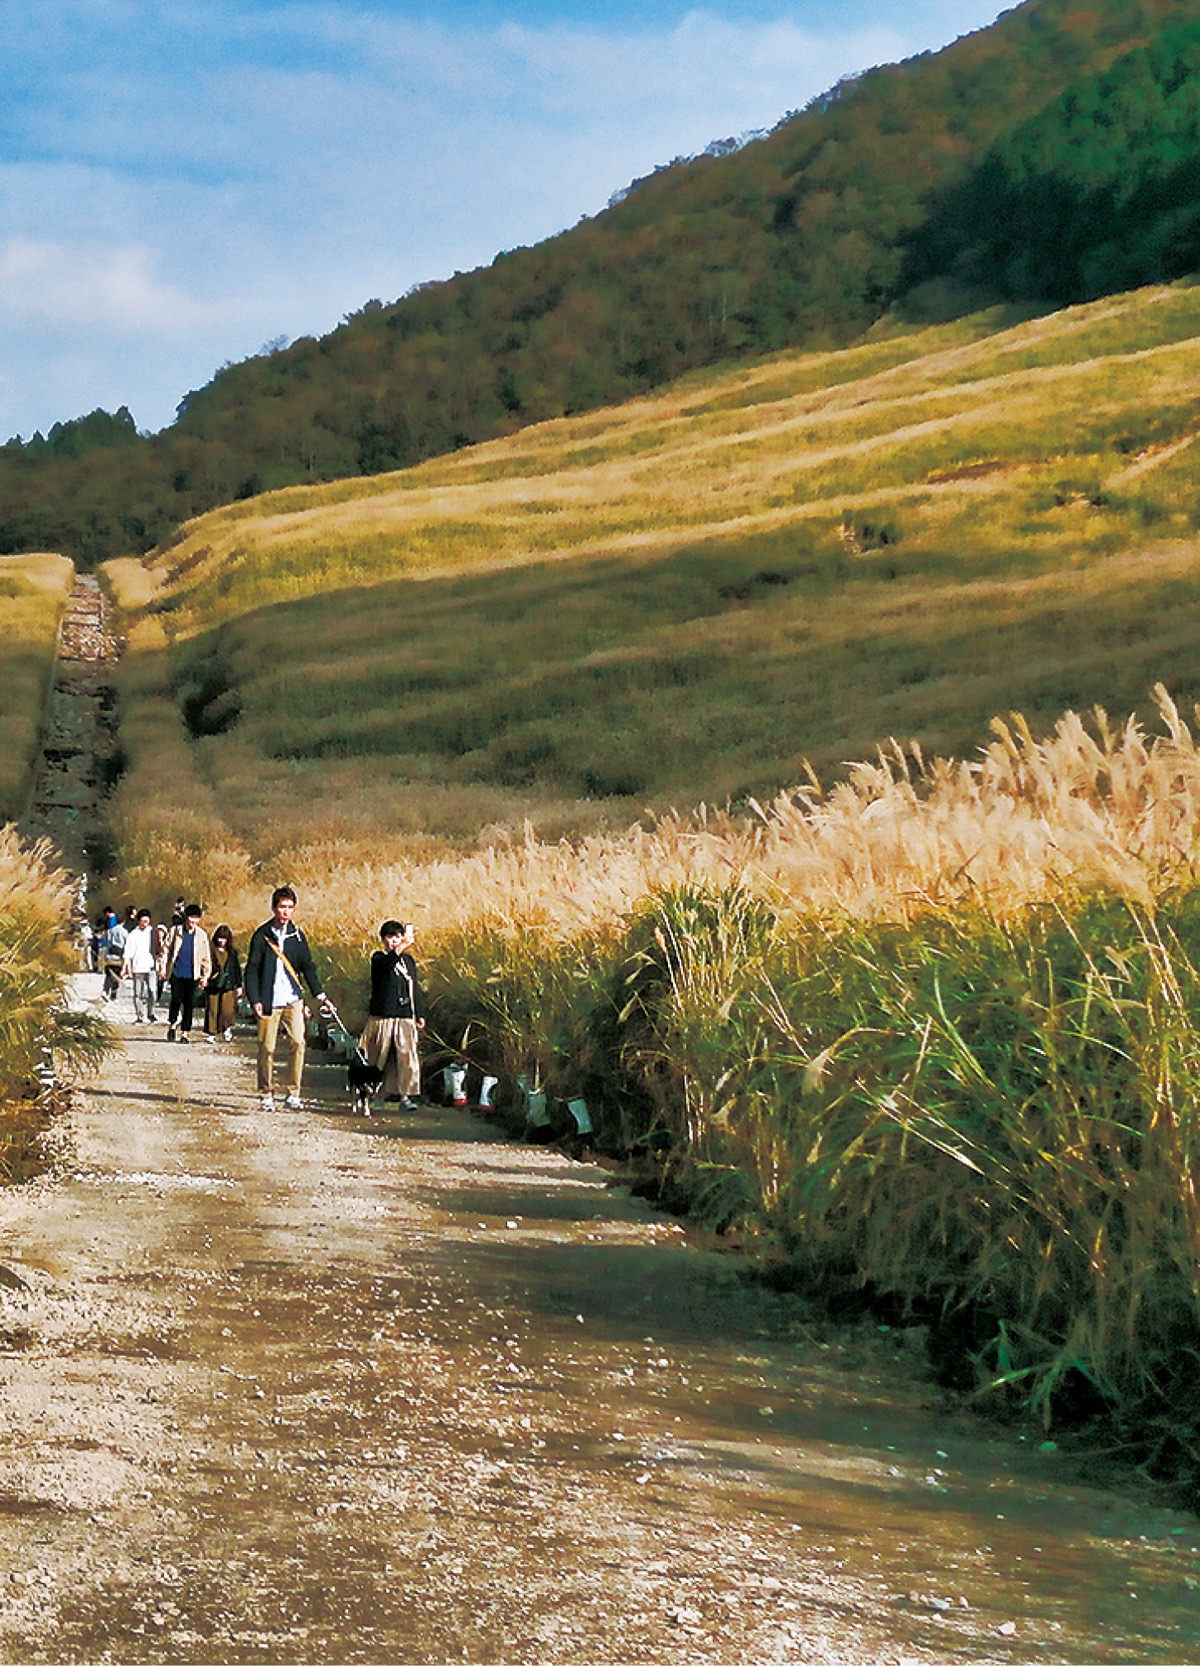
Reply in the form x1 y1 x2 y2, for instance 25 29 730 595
0 829 114 1179
0 553 74 821
142 283 1200 620
94 282 1200 1460
98 282 1200 871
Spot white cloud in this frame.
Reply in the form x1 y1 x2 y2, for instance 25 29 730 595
0 2 1008 436
488 12 907 119
0 236 235 335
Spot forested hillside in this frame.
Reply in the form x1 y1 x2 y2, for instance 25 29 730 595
908 18 1200 301
1 0 1196 565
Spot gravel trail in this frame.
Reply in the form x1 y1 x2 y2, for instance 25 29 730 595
0 984 1198 1665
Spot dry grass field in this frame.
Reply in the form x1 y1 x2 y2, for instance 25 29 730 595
100 268 1200 980
106 280 1200 888
71 282 1200 1458
0 552 74 821
103 283 1200 886
0 826 112 1179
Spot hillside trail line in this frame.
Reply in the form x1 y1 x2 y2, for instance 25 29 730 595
0 984 1198 1665
18 573 117 876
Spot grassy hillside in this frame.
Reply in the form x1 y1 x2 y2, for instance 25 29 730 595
4 0 1199 564
105 281 1200 881
0 553 75 821
100 284 1200 1466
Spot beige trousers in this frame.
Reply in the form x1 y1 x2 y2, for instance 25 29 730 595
360 1016 421 1096
257 999 306 1094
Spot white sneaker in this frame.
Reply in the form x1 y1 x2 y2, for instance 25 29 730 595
223 1028 234 1042
260 1094 275 1112
284 1092 303 1110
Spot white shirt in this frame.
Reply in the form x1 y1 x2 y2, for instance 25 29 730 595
270 926 301 1008
122 924 156 975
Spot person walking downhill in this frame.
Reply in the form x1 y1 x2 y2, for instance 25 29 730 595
203 925 242 1043
360 921 426 1110
120 908 158 1024
159 904 212 1043
243 886 332 1112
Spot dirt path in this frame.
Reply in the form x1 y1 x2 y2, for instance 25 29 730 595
0 986 1198 1666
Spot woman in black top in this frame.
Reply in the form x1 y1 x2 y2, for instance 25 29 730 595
203 924 243 1041
360 920 425 1108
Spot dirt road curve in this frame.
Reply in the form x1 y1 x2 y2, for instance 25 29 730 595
0 981 1198 1666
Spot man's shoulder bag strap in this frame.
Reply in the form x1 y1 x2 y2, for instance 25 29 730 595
266 934 305 992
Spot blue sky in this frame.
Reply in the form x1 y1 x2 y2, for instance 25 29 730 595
0 1 1010 439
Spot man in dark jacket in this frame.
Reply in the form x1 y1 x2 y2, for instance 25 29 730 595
243 885 331 1111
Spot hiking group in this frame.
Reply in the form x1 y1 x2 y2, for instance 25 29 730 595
90 887 426 1113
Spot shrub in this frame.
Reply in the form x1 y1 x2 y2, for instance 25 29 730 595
0 830 114 1180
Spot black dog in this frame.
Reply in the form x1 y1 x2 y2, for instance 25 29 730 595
347 1052 385 1115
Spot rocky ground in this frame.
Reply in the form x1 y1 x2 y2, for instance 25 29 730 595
19 573 118 877
0 986 1198 1665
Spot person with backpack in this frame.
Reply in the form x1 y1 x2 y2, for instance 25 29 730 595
101 909 126 1002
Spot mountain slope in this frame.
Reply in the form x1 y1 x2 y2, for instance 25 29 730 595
5 0 1199 565
104 281 1200 863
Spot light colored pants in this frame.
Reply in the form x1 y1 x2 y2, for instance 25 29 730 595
360 1017 421 1096
257 1000 306 1094
129 972 155 1021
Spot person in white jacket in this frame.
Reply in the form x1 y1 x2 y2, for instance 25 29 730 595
120 908 158 1024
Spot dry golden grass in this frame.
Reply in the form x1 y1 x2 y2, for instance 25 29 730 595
102 556 159 613
105 614 254 917
0 826 113 1176
0 552 75 820
105 281 1200 921
140 283 1200 635
109 687 1200 979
